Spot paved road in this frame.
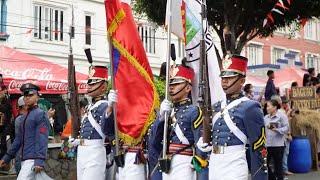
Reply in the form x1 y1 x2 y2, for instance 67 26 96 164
288 171 320 180
1 171 320 180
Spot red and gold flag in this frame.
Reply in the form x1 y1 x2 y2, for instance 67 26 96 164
105 0 159 145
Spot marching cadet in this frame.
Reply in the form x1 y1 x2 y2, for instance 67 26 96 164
72 66 117 180
0 83 50 179
149 64 206 180
197 55 268 180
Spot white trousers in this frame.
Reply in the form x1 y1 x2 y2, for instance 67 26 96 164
118 152 146 180
209 149 248 180
163 154 195 180
77 143 106 180
18 160 52 180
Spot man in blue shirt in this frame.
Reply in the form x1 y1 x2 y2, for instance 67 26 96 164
265 70 277 101
0 83 50 180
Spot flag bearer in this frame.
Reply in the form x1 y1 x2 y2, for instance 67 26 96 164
149 64 206 180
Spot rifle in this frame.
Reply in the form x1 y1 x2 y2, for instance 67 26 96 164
198 0 213 144
67 5 81 138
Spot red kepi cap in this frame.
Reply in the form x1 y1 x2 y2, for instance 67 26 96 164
87 66 108 85
169 65 195 85
220 55 248 77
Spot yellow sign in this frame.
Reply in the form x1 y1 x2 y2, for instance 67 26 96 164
290 87 319 109
293 99 320 109
291 87 316 99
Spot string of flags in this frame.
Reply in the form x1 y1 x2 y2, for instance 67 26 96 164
263 0 292 27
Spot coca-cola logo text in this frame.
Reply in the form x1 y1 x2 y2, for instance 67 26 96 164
8 80 36 90
46 81 68 91
0 67 54 80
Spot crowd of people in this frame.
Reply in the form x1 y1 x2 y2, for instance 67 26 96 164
242 67 320 180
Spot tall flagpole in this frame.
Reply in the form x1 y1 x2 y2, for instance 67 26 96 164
159 0 173 174
106 6 124 168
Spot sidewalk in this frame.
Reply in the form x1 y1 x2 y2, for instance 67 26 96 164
0 175 16 180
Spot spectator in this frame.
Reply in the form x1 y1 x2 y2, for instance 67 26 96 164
14 96 28 174
243 84 253 99
0 83 12 159
265 70 277 101
280 97 294 176
303 73 312 87
264 99 289 180
291 82 298 88
276 87 280 95
159 62 167 80
308 67 315 75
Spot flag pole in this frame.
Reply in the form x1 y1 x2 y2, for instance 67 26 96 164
106 8 124 167
159 0 173 174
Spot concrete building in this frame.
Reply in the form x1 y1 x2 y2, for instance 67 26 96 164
243 18 320 77
0 0 187 76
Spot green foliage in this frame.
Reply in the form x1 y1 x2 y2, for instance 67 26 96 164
134 0 320 56
154 76 166 101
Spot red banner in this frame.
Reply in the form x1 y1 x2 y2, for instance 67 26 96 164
105 0 159 145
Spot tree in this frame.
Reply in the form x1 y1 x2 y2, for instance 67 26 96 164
134 0 320 58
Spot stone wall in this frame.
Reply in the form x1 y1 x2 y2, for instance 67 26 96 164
45 144 76 180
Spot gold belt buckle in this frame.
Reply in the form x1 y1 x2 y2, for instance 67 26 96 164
212 146 224 154
80 139 85 146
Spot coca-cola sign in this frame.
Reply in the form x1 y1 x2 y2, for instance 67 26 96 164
8 79 37 91
0 67 54 81
46 81 68 91
5 79 88 94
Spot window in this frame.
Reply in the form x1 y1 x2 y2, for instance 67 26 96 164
85 15 91 45
272 48 285 64
138 24 155 54
247 44 263 66
288 50 300 62
0 0 8 40
306 54 320 71
33 5 64 41
304 19 320 41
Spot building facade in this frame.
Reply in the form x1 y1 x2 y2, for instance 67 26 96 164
0 0 185 76
243 18 320 77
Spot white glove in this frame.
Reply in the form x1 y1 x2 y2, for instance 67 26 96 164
68 138 80 146
196 137 212 153
108 90 118 107
159 99 172 120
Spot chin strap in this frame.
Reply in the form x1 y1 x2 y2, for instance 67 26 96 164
223 76 242 91
87 82 104 94
170 82 188 96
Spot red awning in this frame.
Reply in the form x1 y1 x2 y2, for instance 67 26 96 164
246 74 267 87
274 67 306 88
0 46 88 94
